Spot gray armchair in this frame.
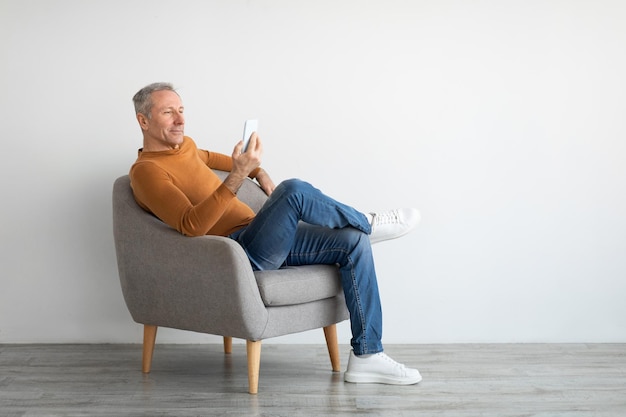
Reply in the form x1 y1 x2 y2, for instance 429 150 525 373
112 173 349 394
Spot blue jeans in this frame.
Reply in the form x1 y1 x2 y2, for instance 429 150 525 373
230 179 383 355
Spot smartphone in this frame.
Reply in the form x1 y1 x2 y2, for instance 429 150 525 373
242 119 258 153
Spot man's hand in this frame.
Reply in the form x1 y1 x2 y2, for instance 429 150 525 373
255 168 276 196
223 133 263 194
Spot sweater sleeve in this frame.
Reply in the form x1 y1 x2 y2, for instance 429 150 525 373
130 161 239 237
197 149 261 178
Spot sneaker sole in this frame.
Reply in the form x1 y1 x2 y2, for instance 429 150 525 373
369 227 417 245
344 371 422 385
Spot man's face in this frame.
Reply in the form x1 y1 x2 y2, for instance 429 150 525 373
138 90 185 151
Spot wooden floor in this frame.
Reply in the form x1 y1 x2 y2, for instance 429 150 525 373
1 343 624 416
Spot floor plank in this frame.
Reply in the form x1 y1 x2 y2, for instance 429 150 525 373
1 344 624 416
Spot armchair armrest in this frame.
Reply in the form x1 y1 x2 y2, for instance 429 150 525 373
120 227 269 340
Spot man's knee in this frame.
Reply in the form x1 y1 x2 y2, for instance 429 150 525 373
276 178 312 196
338 227 372 253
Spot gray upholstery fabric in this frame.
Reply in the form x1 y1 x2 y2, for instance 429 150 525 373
212 170 267 213
112 173 348 341
255 265 342 306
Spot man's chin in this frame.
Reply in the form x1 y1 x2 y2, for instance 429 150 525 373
170 134 184 144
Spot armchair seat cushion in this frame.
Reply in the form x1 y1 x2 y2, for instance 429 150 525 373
254 265 341 306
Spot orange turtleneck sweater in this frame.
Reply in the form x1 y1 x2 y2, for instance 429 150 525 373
130 136 259 237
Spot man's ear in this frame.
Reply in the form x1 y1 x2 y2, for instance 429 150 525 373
136 113 149 130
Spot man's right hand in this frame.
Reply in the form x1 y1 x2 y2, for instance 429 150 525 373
224 133 263 194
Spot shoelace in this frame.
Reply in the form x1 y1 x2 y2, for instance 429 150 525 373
372 210 400 227
376 352 410 375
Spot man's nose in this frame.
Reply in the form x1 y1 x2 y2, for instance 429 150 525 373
175 112 185 124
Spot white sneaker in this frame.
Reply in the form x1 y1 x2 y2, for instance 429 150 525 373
369 208 421 244
344 350 422 385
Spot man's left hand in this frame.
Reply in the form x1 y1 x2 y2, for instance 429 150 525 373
255 168 276 196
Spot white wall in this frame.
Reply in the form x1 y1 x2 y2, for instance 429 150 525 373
1 0 625 344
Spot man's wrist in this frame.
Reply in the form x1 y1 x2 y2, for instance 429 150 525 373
224 171 247 194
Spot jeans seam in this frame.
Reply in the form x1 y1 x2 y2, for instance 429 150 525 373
288 247 368 355
347 252 368 354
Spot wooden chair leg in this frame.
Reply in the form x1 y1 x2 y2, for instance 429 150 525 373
246 340 262 395
223 336 233 354
142 325 158 373
323 324 341 372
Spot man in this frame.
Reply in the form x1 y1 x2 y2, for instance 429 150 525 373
130 82 422 385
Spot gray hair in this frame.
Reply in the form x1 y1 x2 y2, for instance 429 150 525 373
132 82 177 118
